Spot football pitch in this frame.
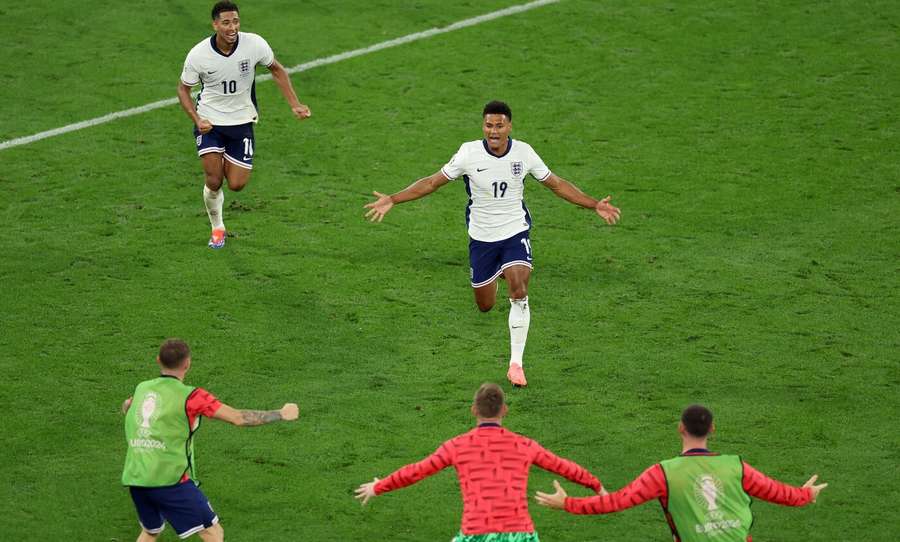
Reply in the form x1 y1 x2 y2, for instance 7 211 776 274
1 0 898 539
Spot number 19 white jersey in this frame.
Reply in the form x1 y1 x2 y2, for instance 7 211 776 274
441 138 552 242
181 32 275 126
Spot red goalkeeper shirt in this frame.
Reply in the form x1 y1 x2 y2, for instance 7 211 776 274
375 423 603 535
564 449 813 541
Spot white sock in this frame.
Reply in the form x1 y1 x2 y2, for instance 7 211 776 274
509 296 530 366
203 185 225 230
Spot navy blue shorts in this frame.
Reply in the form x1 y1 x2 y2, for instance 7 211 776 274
129 481 218 539
469 229 533 288
194 122 255 170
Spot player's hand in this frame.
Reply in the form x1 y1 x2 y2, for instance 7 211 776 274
292 103 311 120
121 397 133 414
534 480 568 510
364 191 394 222
595 196 620 225
802 474 828 502
598 486 609 496
354 477 380 505
196 118 213 134
280 403 300 421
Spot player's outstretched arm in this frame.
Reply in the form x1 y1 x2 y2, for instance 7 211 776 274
533 445 606 494
267 60 311 120
364 171 451 222
212 403 299 426
535 479 569 509
742 463 827 506
355 443 454 505
537 464 667 515
176 82 212 134
354 477 380 505
541 173 620 225
803 474 828 503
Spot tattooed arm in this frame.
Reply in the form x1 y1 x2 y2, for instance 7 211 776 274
213 403 300 426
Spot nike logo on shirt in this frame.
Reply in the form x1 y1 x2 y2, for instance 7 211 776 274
476 167 489 172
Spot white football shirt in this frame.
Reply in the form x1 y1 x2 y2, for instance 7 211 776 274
181 32 275 126
441 138 551 242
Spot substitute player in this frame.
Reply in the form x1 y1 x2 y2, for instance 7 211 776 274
365 101 620 387
355 383 606 541
535 405 828 541
177 1 311 249
121 339 299 541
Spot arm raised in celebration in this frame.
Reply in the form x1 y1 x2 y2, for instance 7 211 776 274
364 171 451 222
541 173 620 225
212 402 299 426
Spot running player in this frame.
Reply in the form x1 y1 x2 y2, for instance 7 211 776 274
177 1 311 249
121 339 299 541
364 101 620 387
535 405 828 541
354 383 606 542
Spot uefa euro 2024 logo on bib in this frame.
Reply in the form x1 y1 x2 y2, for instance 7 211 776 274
136 392 161 438
694 474 724 519
692 474 742 535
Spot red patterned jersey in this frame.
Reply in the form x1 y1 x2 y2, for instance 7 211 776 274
180 387 222 483
186 387 222 428
375 424 602 535
564 450 813 541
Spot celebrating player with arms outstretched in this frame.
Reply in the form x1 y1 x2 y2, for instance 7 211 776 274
355 383 605 542
365 101 620 387
121 339 299 541
177 1 311 249
534 405 828 541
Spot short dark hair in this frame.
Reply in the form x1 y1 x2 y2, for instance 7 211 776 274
681 404 714 437
212 1 239 20
483 100 512 121
474 383 505 418
159 339 191 369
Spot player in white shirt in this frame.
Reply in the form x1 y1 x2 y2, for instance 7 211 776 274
365 101 620 387
176 1 311 249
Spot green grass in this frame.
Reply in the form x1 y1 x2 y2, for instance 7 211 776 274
1 0 898 539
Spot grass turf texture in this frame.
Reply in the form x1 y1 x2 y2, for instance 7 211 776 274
1 0 898 539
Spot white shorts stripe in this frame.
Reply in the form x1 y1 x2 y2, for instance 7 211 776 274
223 153 252 170
198 147 226 156
501 260 533 271
471 261 533 288
176 515 219 539
139 521 165 534
178 524 206 539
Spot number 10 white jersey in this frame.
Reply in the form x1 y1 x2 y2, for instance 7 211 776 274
441 138 552 242
181 32 275 126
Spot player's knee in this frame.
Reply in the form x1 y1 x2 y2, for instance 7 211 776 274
227 177 249 192
509 284 528 300
198 523 223 542
477 300 495 312
204 175 224 191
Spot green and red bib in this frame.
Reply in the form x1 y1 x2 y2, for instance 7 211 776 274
122 376 197 487
659 454 752 541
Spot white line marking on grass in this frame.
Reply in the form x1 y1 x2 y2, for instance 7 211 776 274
0 0 560 152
